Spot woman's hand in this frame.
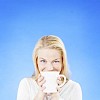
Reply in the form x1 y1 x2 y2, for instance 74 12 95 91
56 76 64 92
50 92 60 100
34 74 46 100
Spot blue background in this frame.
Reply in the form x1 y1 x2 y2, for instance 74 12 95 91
0 0 100 100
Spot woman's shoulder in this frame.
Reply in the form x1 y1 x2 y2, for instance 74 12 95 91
68 80 81 85
65 79 82 90
18 77 37 87
61 80 82 94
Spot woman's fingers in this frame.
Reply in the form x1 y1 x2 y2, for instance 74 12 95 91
41 86 46 91
38 74 44 83
37 74 46 90
56 77 63 93
56 86 62 93
39 78 46 87
57 77 63 86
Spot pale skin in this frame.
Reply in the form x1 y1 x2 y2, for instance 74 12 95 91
34 48 64 100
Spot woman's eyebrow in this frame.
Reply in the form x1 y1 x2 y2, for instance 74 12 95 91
39 57 46 60
54 58 61 60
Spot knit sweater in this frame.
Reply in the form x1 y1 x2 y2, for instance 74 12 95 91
17 78 82 100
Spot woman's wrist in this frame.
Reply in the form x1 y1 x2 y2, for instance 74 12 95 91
34 91 45 100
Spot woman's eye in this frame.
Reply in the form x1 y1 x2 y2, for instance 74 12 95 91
40 60 46 63
53 60 60 63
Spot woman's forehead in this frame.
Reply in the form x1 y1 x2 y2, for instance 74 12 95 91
37 48 62 59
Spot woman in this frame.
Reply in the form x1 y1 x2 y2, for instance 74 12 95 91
17 35 82 100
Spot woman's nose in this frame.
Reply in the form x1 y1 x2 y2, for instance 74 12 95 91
47 63 53 71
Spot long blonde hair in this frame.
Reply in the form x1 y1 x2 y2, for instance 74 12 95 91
32 35 70 80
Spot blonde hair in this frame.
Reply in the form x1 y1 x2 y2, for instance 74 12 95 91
32 35 70 80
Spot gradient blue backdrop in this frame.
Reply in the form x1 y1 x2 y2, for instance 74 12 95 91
0 0 100 100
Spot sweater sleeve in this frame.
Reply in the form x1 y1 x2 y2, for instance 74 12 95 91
71 83 82 100
17 78 30 100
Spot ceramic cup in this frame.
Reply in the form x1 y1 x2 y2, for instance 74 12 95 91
40 71 66 93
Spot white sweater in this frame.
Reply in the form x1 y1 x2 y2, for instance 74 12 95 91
17 78 82 100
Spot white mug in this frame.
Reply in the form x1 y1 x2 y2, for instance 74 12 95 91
40 71 66 93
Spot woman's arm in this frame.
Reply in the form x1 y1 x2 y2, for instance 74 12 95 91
17 78 30 100
17 77 46 100
71 83 82 100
